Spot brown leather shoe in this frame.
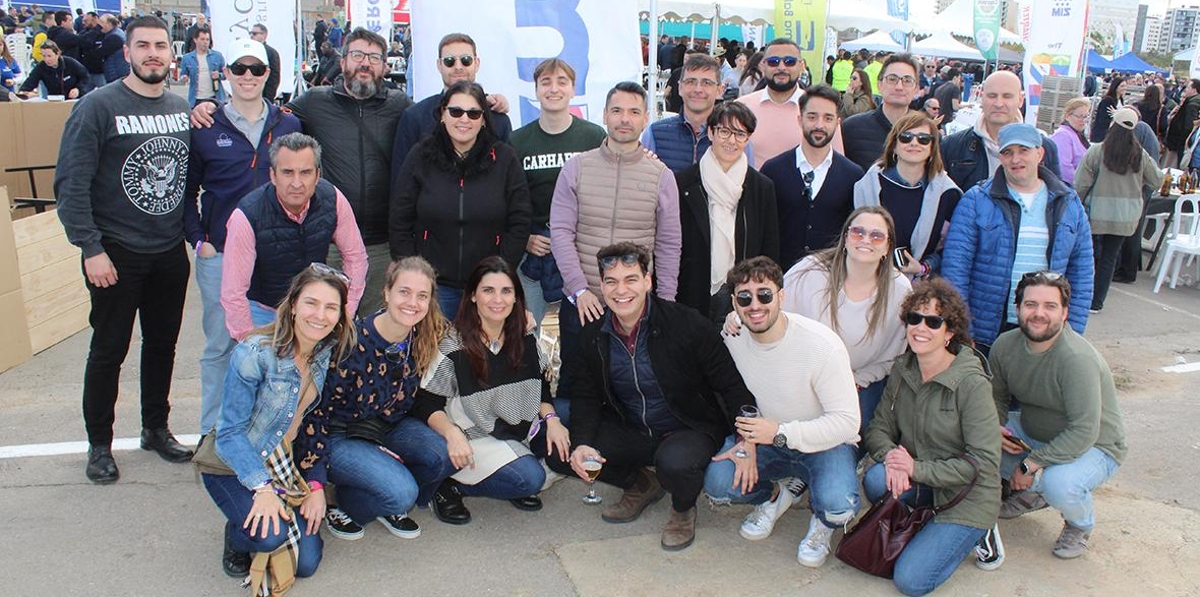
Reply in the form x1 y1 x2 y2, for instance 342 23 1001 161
661 507 696 551
601 468 665 523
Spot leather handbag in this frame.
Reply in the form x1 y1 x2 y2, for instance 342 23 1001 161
191 431 235 477
835 454 980 579
329 417 396 447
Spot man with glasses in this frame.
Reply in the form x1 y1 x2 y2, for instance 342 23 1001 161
739 38 839 168
841 53 920 170
183 39 302 454
548 242 757 551
248 24 280 102
703 256 859 568
988 272 1126 560
220 132 368 342
922 97 942 124
942 123 1092 353
760 85 862 267
641 53 726 172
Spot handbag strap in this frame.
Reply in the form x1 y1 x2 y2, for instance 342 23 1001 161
932 453 980 514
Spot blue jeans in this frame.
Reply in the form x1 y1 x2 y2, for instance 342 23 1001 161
457 454 545 499
704 436 859 527
249 300 276 328
195 253 235 433
863 463 985 597
438 287 464 320
999 413 1119 531
202 473 323 577
857 378 887 446
327 416 456 524
517 254 550 332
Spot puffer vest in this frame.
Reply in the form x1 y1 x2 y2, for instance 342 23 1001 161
241 179 339 309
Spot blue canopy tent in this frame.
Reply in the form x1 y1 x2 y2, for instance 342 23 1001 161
1085 50 1114 73
1107 52 1168 75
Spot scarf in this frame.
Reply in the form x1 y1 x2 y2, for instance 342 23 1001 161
699 148 748 294
244 443 310 597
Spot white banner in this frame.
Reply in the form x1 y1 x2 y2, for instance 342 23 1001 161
1021 0 1088 125
411 0 642 128
208 0 298 99
348 0 394 41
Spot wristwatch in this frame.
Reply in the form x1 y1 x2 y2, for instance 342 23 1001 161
773 431 788 449
1019 460 1032 475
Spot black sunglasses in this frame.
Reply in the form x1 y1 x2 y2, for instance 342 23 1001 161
735 288 775 307
903 311 946 329
598 253 642 271
446 106 484 120
441 54 475 68
764 56 799 68
229 62 267 77
898 131 934 146
1021 270 1064 283
384 339 411 381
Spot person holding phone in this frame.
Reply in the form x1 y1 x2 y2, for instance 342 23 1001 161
854 112 961 280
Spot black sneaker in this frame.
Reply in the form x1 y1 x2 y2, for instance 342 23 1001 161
975 523 1005 571
325 507 365 540
376 513 421 539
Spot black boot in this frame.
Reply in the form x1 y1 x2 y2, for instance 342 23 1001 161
432 479 471 525
140 428 194 463
86 445 119 484
509 496 543 511
222 526 251 578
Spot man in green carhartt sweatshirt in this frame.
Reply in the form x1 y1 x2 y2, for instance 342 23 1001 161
988 271 1127 560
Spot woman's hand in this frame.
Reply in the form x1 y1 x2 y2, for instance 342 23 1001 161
299 488 327 536
446 426 474 470
546 417 571 462
243 489 290 539
898 250 922 276
884 446 915 498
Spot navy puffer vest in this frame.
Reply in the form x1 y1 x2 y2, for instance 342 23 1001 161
241 179 339 309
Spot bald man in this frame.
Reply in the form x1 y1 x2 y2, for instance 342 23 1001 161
942 71 1061 191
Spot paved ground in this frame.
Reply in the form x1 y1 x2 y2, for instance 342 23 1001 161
1 269 1199 597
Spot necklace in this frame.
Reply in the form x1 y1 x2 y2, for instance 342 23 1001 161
487 337 502 355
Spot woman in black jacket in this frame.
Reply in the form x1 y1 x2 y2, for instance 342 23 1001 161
390 81 531 319
1090 76 1126 143
1135 84 1169 158
675 101 779 322
16 41 92 99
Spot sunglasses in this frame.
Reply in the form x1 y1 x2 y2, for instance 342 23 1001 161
598 253 642 271
441 54 475 68
228 62 267 77
734 288 775 307
309 262 349 282
847 225 888 245
1020 270 1064 283
898 131 934 145
903 311 946 329
446 106 484 120
384 338 411 381
764 56 799 68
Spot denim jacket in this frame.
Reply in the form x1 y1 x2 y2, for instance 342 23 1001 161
216 335 333 490
179 49 227 107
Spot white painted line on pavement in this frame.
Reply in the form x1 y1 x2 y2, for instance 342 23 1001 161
1108 286 1200 321
0 434 201 460
1162 362 1200 374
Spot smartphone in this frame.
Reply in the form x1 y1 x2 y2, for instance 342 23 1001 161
893 247 909 269
1006 434 1033 453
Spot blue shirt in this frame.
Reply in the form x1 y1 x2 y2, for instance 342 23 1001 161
1007 183 1050 323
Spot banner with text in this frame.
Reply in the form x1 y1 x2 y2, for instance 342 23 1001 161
973 0 1000 61
887 0 908 47
209 0 298 98
775 0 828 80
1021 0 1088 125
348 0 395 42
411 0 641 128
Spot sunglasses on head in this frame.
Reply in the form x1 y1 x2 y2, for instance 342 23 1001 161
309 262 349 282
734 288 775 307
898 131 934 145
441 54 475 68
229 62 267 76
598 253 642 271
904 311 946 329
446 106 484 120
847 225 888 245
764 56 799 68
1021 270 1064 283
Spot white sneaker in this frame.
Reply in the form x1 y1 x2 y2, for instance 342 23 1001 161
797 514 835 568
540 459 566 492
739 481 794 540
782 477 807 508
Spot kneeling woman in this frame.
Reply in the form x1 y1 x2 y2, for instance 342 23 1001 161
204 265 355 585
861 279 1001 596
419 256 570 523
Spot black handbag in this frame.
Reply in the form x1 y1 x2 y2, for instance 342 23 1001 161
330 417 396 446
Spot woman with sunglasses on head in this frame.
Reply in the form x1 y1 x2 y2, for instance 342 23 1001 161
203 265 355 585
854 112 961 280
307 257 457 541
418 256 568 523
839 68 876 119
860 278 1003 594
391 80 532 320
676 101 779 323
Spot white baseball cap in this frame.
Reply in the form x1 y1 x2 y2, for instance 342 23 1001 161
227 38 268 65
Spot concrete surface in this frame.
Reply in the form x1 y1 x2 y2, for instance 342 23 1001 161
1 270 1198 597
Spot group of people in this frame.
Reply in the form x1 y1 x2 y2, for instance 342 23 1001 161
54 17 1135 597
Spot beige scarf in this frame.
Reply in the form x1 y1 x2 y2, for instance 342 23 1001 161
699 148 748 294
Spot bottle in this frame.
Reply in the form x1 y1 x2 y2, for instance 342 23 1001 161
1161 171 1173 196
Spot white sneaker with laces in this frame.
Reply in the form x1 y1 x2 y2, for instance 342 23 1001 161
796 514 835 568
782 477 807 509
739 481 794 540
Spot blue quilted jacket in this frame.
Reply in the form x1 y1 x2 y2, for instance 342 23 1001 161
942 166 1093 346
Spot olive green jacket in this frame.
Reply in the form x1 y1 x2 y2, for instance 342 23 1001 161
864 346 1002 530
1074 144 1164 236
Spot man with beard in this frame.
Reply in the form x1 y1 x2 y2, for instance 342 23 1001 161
193 27 412 314
54 16 195 484
841 53 920 171
703 256 860 567
641 53 725 172
759 85 862 267
988 272 1126 560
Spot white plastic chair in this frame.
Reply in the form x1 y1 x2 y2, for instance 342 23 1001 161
1153 195 1200 293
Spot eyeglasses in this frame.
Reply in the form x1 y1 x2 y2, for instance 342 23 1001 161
309 262 349 282
882 74 917 87
712 126 750 142
904 311 946 329
847 226 888 245
228 62 267 76
682 77 719 88
734 288 775 307
441 54 475 68
446 106 484 120
925 105 940 112
897 131 934 146
346 50 384 65
250 29 266 37
598 253 642 271
763 56 799 68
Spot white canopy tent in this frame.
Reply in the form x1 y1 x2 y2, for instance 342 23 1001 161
908 0 1020 44
840 30 905 54
911 31 985 61
827 0 914 33
637 0 774 25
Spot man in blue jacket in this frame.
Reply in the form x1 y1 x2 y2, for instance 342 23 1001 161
641 53 723 172
179 26 226 107
942 123 1093 353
